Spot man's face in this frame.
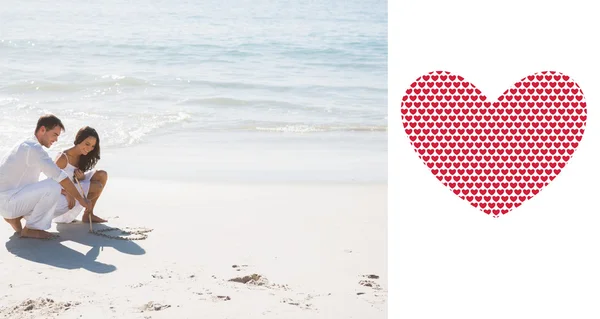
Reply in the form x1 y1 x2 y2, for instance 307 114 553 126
39 126 62 148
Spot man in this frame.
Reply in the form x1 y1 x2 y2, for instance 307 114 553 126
0 114 91 239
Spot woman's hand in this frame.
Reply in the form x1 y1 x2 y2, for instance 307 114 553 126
74 169 85 181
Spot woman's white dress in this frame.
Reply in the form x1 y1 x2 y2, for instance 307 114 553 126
53 153 96 223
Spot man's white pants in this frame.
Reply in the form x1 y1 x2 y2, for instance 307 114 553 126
0 179 62 230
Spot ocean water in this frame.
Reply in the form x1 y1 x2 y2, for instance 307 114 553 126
0 0 387 182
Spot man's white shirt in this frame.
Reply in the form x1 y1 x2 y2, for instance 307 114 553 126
0 136 68 194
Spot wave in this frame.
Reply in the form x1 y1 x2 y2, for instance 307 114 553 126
185 79 298 92
0 109 193 151
0 75 152 93
279 47 384 63
1 75 384 95
98 74 150 86
303 61 386 71
250 124 387 133
185 79 386 93
176 97 303 108
0 97 20 106
56 111 193 149
122 112 192 146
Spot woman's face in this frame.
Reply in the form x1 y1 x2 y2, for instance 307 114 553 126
77 136 97 156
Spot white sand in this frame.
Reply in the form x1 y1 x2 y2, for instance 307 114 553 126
0 178 386 318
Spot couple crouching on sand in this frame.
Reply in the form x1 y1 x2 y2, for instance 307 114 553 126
0 114 108 239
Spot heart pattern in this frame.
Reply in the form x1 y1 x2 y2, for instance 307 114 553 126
401 71 587 217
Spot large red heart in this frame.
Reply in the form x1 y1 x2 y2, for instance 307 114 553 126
401 71 587 217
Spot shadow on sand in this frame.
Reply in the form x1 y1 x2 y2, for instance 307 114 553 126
4 223 146 274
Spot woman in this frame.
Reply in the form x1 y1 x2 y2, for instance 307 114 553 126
53 126 108 224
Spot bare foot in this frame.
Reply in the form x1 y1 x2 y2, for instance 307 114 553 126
20 227 57 240
4 217 23 233
82 214 107 223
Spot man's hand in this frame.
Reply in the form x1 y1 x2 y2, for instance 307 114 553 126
59 179 91 213
74 169 85 181
65 193 76 210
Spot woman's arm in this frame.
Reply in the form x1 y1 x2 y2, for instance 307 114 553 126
54 153 68 195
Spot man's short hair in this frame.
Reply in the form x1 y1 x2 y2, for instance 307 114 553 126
35 114 65 133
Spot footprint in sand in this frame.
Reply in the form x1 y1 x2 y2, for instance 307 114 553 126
227 273 290 290
356 274 387 308
358 274 383 290
194 291 231 302
215 295 231 301
281 293 323 311
128 282 150 288
151 269 174 280
193 289 211 296
228 273 268 286
139 301 171 312
226 265 288 290
282 298 311 309
150 268 198 281
127 270 173 289
231 264 249 272
359 279 382 290
0 298 79 318
129 267 198 291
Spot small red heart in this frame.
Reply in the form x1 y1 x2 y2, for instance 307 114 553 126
401 71 587 217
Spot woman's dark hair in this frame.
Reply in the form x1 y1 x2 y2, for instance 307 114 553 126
75 126 101 172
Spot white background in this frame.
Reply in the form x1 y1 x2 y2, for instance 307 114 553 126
391 0 600 318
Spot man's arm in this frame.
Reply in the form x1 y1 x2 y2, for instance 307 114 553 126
27 145 91 210
58 179 91 212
